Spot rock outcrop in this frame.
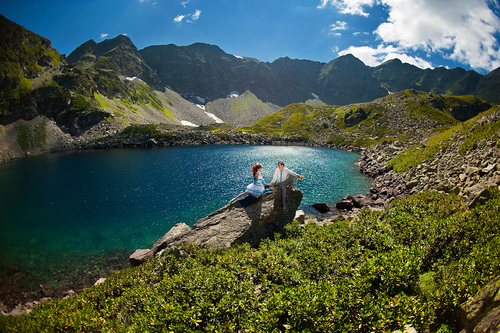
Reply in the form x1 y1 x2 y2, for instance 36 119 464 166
459 276 500 333
130 186 303 266
393 109 500 199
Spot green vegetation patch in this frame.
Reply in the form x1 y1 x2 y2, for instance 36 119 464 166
16 117 48 151
227 92 271 116
2 190 499 332
402 90 469 126
248 104 324 141
388 107 492 173
389 144 442 173
458 107 500 154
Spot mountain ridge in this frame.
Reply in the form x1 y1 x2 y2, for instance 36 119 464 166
1 14 500 163
134 39 499 106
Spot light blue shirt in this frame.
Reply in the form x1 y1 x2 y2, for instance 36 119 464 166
270 167 299 184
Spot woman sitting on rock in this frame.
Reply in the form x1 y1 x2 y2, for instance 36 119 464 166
230 163 267 204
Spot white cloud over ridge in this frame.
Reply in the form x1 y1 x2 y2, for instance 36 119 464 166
320 0 500 72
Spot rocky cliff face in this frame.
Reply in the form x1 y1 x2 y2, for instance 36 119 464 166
130 187 303 266
67 35 164 91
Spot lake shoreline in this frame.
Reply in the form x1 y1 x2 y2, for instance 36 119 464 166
1 140 397 316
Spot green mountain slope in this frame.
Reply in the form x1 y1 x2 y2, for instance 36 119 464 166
205 90 280 127
243 90 492 147
0 16 232 162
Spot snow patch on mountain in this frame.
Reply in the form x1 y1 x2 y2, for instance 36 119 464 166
196 104 206 110
311 93 320 99
181 120 198 127
228 91 239 98
196 96 206 104
204 112 225 123
125 77 145 84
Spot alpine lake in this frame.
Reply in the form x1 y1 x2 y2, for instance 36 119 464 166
0 145 373 300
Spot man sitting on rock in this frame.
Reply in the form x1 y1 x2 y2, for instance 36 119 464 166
268 160 303 209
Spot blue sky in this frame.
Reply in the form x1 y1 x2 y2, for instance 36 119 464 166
1 0 500 74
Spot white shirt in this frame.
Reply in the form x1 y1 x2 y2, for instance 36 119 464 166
270 167 299 184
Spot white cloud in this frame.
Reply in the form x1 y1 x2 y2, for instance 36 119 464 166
318 0 376 16
375 0 500 71
190 9 201 22
339 44 434 69
330 20 347 31
322 0 500 71
328 21 348 36
174 14 185 23
174 9 201 24
181 0 190 7
100 33 108 39
317 0 329 9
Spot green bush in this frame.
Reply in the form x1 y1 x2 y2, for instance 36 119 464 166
16 118 48 151
2 189 500 332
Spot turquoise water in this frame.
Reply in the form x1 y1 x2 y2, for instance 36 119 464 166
0 145 372 287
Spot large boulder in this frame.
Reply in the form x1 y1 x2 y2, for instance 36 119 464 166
129 249 153 267
141 186 303 260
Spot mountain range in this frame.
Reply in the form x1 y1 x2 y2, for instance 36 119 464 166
136 42 500 107
1 13 500 160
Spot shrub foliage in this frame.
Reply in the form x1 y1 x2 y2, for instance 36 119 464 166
1 189 499 332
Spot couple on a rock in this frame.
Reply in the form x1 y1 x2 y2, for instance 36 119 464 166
230 160 303 209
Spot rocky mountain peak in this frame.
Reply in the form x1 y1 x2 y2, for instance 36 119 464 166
67 34 163 90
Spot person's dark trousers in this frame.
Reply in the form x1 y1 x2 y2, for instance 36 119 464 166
277 175 295 206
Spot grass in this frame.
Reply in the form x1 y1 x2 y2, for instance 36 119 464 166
16 117 48 151
458 107 500 154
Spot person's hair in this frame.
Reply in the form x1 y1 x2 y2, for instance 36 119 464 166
251 164 262 176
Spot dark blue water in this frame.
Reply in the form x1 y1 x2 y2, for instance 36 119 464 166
0 145 372 287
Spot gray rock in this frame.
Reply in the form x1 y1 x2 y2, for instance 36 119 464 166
159 246 189 259
94 278 106 285
482 164 497 174
143 187 302 260
468 188 492 209
129 249 154 267
467 181 497 208
151 223 192 254
40 284 55 297
312 202 330 213
459 276 500 333
406 180 419 189
294 210 305 224
336 200 354 210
